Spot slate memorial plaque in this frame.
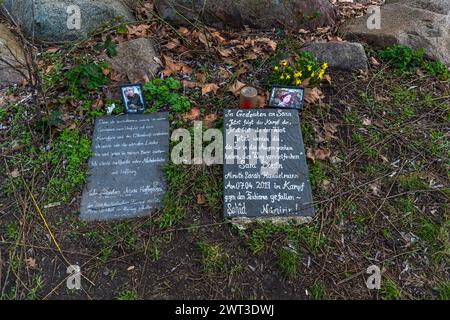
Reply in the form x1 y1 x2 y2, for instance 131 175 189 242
80 112 169 221
224 109 314 220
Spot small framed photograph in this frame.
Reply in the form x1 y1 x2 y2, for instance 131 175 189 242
268 86 305 110
120 84 145 114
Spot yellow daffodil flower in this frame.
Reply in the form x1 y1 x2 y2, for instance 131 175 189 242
307 65 312 71
280 74 285 80
286 74 291 80
281 60 288 66
296 79 302 85
274 66 279 71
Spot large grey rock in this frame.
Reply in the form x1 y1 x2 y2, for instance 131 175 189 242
0 24 27 88
107 38 161 83
301 42 368 73
154 0 338 31
1 0 135 42
340 0 450 65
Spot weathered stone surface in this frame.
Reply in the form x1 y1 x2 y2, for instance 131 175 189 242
301 42 368 72
223 109 315 222
0 24 26 88
80 113 169 221
341 0 450 65
107 38 161 83
154 0 338 31
1 0 135 42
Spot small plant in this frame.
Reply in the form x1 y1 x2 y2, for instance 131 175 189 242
249 222 281 255
381 278 403 300
65 60 110 98
438 282 450 300
270 51 328 87
0 106 7 121
198 241 225 273
423 60 450 80
309 282 325 300
94 35 117 58
379 45 450 79
378 45 424 74
115 290 138 300
277 246 298 276
43 129 92 202
143 77 191 113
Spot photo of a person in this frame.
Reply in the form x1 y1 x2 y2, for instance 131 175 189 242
121 84 145 114
268 86 305 110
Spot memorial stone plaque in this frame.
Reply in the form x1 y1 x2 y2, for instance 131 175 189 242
80 112 169 221
223 109 314 221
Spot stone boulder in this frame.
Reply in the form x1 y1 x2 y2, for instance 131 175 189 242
107 38 162 83
1 0 136 42
301 42 368 73
0 24 27 88
154 0 338 31
340 0 450 65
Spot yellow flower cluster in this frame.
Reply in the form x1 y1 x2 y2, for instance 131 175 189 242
318 63 328 80
272 56 329 87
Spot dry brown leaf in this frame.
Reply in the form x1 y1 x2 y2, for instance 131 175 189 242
126 24 150 37
164 39 180 50
307 148 331 162
195 72 207 84
197 194 206 205
162 55 181 77
362 117 372 126
370 57 380 66
304 87 324 104
25 257 37 269
204 113 218 128
211 31 226 43
184 107 201 120
10 168 20 178
218 47 233 57
178 27 190 35
218 67 231 79
322 74 332 85
228 80 246 96
92 99 104 110
182 80 200 89
181 64 193 75
201 83 219 95
257 37 277 51
256 95 267 108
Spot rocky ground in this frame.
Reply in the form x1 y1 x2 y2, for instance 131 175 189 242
0 0 448 300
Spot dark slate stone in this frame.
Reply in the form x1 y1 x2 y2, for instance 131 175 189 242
80 112 169 221
223 109 315 219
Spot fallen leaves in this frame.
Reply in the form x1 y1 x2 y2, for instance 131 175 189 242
304 87 325 104
196 194 206 205
184 107 201 121
307 148 332 162
162 55 192 77
204 113 218 127
201 83 219 96
181 81 220 96
228 80 246 96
